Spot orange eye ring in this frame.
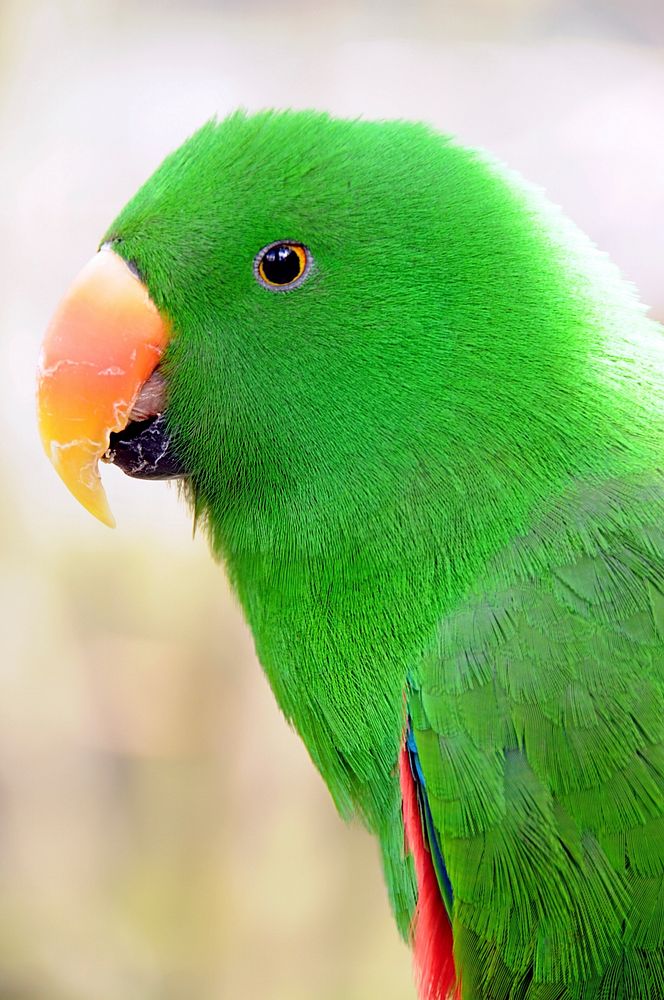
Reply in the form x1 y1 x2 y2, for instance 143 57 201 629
255 241 312 291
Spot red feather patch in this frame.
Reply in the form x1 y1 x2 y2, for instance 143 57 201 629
400 744 460 1000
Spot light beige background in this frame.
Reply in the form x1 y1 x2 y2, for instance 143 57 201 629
0 1 662 997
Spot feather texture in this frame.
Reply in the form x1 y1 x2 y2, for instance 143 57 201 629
409 475 664 997
100 110 664 997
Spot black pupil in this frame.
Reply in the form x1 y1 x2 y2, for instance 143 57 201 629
262 245 302 285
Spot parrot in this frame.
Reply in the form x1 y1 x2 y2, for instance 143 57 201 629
36 109 664 999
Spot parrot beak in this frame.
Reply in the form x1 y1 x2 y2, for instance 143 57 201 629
37 247 171 527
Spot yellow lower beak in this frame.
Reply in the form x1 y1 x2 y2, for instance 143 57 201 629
37 248 171 527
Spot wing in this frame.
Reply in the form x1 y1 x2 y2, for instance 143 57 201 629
408 474 664 999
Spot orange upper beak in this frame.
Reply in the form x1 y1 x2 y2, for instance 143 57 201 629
37 248 171 527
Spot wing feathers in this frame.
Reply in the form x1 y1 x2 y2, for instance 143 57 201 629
409 474 664 997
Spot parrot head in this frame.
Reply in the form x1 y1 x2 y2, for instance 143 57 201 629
39 109 593 559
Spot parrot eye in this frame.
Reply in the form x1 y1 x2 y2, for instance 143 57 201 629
254 241 311 291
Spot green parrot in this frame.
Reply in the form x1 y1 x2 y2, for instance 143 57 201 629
37 110 664 999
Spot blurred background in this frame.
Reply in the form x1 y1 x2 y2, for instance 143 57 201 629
0 1 662 997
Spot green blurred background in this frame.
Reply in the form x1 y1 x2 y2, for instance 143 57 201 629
0 1 662 997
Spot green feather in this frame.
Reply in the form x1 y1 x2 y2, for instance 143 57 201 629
410 475 664 996
102 110 664 996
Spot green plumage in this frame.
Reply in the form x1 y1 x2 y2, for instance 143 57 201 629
103 110 664 997
410 474 664 996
